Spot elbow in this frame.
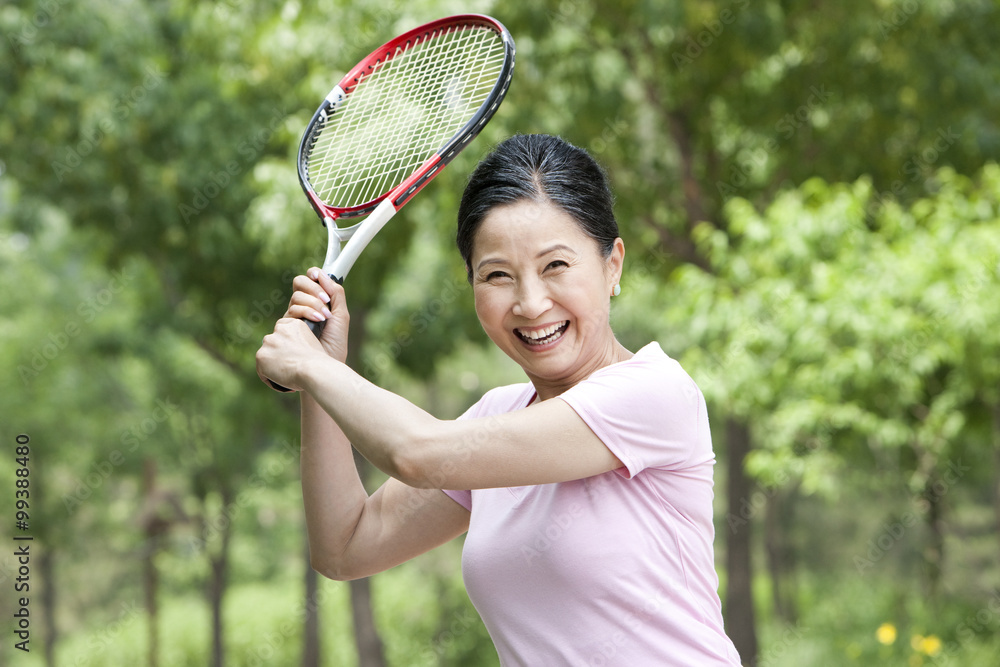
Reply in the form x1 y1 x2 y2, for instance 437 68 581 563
390 449 435 489
310 551 364 582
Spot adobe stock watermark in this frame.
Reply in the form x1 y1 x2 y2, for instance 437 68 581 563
521 502 585 565
349 4 404 51
866 126 961 220
589 116 629 157
672 0 750 69
5 0 70 58
853 458 970 574
757 623 809 667
546 0 591 34
716 85 834 201
884 251 993 371
51 64 168 182
361 276 467 380
66 600 143 666
927 589 1000 666
62 399 181 515
244 573 332 666
392 415 504 523
419 608 480 662
18 266 136 385
224 278 294 353
586 585 681 666
187 438 299 555
725 468 793 534
178 107 287 224
694 284 795 387
878 0 919 39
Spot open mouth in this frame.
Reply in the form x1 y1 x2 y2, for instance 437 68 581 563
515 321 569 347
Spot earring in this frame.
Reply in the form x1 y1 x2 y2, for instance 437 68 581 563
612 284 621 297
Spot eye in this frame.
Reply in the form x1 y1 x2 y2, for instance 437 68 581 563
485 270 510 281
545 260 568 271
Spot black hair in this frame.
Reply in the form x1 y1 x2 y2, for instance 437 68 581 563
456 134 619 280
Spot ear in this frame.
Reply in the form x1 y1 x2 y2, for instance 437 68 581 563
605 238 625 290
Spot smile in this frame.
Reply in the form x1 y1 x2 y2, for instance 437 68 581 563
515 321 569 346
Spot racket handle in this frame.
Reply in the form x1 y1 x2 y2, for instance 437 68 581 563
307 317 327 337
266 274 342 393
302 273 342 339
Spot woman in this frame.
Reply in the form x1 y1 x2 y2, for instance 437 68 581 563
256 134 741 666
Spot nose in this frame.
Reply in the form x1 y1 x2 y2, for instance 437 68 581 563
512 276 552 320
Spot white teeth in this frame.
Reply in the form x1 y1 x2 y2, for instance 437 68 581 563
517 322 568 345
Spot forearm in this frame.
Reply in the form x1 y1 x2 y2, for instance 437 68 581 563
299 391 370 575
300 355 440 484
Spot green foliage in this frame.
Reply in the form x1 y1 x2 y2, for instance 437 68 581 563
621 165 1000 499
3 0 999 665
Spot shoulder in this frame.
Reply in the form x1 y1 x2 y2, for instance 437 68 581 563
558 342 711 472
573 342 702 407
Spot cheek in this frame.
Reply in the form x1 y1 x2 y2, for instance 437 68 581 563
473 289 507 330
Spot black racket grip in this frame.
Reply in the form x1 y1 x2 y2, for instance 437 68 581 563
266 274 342 393
307 317 327 337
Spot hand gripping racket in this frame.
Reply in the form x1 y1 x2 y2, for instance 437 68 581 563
267 14 515 392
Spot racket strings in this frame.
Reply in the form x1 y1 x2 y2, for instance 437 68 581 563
306 23 506 209
357 27 486 203
312 26 500 205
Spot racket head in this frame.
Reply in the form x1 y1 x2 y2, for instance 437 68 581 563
296 14 515 224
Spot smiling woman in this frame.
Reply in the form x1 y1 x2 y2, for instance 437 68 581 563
468 198 628 399
255 134 741 666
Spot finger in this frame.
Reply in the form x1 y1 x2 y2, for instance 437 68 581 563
293 272 332 304
288 274 333 321
287 293 331 322
309 268 345 305
287 304 328 323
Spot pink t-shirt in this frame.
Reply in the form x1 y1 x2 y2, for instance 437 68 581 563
443 342 740 666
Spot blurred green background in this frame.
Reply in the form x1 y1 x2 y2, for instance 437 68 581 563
2 0 999 665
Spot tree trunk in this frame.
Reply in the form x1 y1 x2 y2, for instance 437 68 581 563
40 534 57 667
343 305 387 667
764 489 797 624
144 538 159 667
208 486 233 667
922 468 945 600
302 540 321 667
350 577 386 667
725 418 758 666
34 449 58 667
993 404 1000 566
142 458 159 667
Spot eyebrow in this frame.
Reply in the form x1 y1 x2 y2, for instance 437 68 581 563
475 244 577 272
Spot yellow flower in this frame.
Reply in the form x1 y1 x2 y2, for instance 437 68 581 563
919 635 942 656
876 623 897 645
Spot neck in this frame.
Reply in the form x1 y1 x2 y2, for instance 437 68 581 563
528 335 633 402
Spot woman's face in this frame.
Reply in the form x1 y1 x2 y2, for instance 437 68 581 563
469 199 624 395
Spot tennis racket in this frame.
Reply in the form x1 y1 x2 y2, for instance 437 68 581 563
267 14 515 392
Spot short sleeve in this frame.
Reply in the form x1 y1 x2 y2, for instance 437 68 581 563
442 488 472 511
557 344 711 478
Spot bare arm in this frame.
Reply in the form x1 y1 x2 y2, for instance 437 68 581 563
293 352 623 490
300 392 469 581
256 271 620 577
259 271 469 581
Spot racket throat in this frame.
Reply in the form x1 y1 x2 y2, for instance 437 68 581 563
320 217 345 278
